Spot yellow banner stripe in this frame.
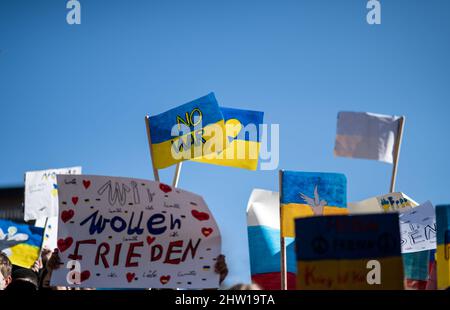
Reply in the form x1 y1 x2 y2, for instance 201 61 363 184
281 203 349 238
151 120 226 169
297 256 404 290
9 243 40 268
437 243 450 289
192 140 260 170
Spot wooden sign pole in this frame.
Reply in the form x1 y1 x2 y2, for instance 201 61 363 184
279 170 287 290
145 115 160 182
172 162 182 188
389 116 405 193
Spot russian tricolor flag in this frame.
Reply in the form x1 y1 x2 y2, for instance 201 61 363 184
246 189 296 290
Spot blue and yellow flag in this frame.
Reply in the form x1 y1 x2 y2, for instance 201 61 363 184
147 93 227 169
0 219 44 268
193 107 264 170
295 214 404 289
280 171 348 238
436 204 450 289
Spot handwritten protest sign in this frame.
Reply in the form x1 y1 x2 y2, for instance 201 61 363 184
348 192 418 214
399 201 436 254
50 175 221 289
24 167 82 221
294 214 404 289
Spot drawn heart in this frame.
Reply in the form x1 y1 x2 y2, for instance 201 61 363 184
80 270 91 282
82 180 91 189
201 227 213 237
159 183 172 194
71 196 79 205
57 237 73 252
191 210 210 221
160 275 171 285
126 272 135 283
146 236 156 245
61 209 75 223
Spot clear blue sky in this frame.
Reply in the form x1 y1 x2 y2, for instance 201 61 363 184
1 0 450 285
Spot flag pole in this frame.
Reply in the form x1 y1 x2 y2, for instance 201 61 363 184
389 116 405 193
145 115 160 182
279 170 287 290
38 217 49 255
172 162 182 187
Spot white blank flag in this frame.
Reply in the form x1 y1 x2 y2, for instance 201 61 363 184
334 111 401 164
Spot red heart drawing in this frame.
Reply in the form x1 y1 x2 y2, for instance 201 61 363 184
61 209 75 223
57 237 73 252
191 210 210 221
126 272 135 283
72 196 79 205
83 180 91 189
146 236 156 245
80 270 90 282
159 183 172 194
201 227 213 237
160 275 171 285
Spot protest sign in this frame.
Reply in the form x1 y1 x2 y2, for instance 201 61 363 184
24 166 82 221
294 214 404 289
348 193 431 283
348 192 418 214
50 175 221 289
399 201 436 254
0 219 44 268
436 204 450 289
280 171 348 238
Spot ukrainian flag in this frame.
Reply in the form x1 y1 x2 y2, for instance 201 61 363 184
0 219 44 268
280 171 348 238
436 204 450 289
148 93 227 169
193 107 264 170
294 214 404 290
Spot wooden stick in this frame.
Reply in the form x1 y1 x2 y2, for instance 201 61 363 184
172 162 182 188
145 115 160 182
389 116 405 193
38 217 49 255
279 170 287 290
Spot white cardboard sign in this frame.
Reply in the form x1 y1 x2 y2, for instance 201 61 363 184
399 201 436 254
24 167 82 221
50 175 221 289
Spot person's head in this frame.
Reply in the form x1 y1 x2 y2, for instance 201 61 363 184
5 268 38 291
39 267 68 290
0 252 12 290
228 283 261 290
40 247 52 267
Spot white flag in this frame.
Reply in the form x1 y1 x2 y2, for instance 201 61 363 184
334 111 401 164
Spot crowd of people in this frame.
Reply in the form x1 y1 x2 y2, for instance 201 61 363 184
0 250 248 291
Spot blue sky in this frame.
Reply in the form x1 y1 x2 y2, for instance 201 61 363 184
1 0 450 285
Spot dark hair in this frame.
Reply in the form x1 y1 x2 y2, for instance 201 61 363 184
8 268 39 290
0 252 12 279
4 279 38 291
